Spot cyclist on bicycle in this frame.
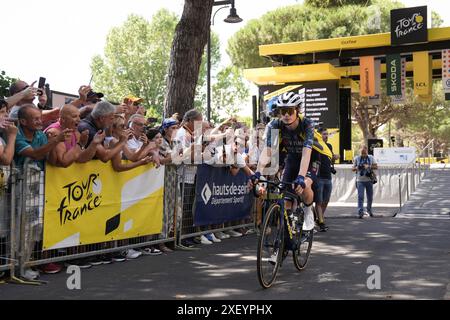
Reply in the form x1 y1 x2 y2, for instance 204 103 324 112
251 92 321 234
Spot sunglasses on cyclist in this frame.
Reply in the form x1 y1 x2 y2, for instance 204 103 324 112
278 107 295 116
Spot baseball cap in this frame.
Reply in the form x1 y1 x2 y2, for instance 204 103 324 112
160 118 179 132
86 90 104 101
123 95 143 104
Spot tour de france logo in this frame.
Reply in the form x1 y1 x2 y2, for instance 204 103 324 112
394 12 424 38
57 173 102 226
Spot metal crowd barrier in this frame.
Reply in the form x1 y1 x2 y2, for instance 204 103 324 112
175 165 256 248
16 159 175 275
4 159 257 283
397 140 434 214
0 164 18 280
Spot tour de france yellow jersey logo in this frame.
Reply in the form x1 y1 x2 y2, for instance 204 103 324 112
394 13 424 38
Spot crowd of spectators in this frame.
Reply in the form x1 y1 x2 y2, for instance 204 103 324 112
0 80 260 280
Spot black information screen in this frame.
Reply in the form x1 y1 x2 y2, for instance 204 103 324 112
260 80 339 128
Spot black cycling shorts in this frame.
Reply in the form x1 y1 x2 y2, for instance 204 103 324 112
281 152 319 202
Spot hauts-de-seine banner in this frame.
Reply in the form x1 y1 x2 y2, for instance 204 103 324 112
43 161 164 250
194 164 254 226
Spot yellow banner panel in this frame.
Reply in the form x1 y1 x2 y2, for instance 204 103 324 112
243 63 341 86
339 79 359 93
43 161 164 250
417 95 432 103
259 27 450 57
413 51 432 96
263 85 303 101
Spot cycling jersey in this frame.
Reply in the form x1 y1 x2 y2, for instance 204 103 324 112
265 116 314 153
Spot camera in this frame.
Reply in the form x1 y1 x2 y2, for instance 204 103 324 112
365 171 372 177
37 103 52 111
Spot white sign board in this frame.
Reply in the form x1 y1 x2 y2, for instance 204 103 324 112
373 147 416 164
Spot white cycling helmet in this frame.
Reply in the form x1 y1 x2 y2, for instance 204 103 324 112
275 92 302 108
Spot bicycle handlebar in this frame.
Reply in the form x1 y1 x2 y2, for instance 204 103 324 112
252 179 303 201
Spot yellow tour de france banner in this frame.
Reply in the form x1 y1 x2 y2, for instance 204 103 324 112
43 161 164 250
413 51 432 98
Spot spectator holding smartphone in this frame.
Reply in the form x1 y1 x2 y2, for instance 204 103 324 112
8 80 59 125
0 99 18 165
126 114 160 164
78 101 125 162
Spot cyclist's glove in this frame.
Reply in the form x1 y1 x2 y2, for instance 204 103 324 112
294 175 306 189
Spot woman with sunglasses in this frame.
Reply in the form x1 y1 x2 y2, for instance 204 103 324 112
251 92 318 236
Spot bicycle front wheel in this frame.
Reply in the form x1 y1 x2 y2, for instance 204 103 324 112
256 202 285 289
293 226 313 271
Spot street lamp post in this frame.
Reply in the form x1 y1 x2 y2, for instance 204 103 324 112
207 0 242 122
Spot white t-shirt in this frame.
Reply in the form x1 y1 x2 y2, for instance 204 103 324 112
173 127 197 184
127 136 143 152
205 144 247 169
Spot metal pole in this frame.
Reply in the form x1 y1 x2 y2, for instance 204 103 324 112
418 160 421 183
206 27 211 122
9 166 17 278
398 173 402 213
388 120 391 148
252 95 257 127
406 168 409 201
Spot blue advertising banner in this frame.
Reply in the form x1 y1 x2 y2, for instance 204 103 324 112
194 165 254 226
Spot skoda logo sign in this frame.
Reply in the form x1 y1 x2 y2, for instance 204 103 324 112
201 183 212 205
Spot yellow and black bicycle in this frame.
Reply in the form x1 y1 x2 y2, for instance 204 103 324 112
254 180 313 289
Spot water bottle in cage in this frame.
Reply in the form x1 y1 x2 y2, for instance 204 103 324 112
287 210 298 235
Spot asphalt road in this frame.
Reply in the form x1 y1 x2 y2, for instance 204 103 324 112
1 216 449 300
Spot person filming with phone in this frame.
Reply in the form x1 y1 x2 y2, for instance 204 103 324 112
8 80 59 125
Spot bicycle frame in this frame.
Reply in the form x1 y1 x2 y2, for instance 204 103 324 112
256 180 304 244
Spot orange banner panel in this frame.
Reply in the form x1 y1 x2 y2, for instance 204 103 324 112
360 56 375 97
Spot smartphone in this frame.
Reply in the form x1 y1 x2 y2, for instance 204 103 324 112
38 77 46 88
37 77 46 96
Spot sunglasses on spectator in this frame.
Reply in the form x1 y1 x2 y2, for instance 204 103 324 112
279 107 295 116
18 85 30 93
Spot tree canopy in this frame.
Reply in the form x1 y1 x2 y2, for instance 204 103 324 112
0 71 15 98
91 9 221 117
227 0 403 69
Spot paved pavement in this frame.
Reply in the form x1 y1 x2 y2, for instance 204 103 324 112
1 217 449 300
399 167 450 218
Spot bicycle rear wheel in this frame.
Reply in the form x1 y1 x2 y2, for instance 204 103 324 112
257 203 285 289
293 222 314 271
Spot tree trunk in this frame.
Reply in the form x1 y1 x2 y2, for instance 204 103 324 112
164 0 213 118
395 121 404 147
